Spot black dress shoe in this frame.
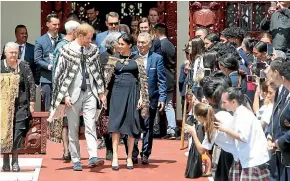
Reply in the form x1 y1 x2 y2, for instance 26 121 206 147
2 164 10 172
162 134 176 140
132 158 138 164
141 155 149 165
12 163 20 172
63 153 71 161
106 150 113 161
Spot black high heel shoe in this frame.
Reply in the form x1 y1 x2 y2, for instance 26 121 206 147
111 165 120 171
126 158 134 170
111 158 119 171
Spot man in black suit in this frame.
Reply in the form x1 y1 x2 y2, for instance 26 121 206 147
138 18 162 55
1 25 39 84
155 23 177 139
86 5 104 42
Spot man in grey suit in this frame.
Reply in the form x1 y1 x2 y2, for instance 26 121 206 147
155 23 177 139
52 24 106 171
34 13 64 111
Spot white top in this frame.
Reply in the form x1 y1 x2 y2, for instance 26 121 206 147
233 105 270 168
256 104 274 126
202 111 238 161
140 52 149 70
17 42 26 60
47 32 59 48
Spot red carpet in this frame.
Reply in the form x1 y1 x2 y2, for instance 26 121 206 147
23 139 208 181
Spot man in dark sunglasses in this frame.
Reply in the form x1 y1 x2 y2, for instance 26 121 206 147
96 12 120 53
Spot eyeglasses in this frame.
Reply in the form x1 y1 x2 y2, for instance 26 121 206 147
7 51 18 55
137 41 147 45
108 22 119 26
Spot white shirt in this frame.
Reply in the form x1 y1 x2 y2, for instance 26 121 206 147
233 105 270 168
256 104 274 126
202 111 239 161
47 32 59 47
140 52 149 70
17 42 26 60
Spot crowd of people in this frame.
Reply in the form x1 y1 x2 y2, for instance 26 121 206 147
1 2 290 181
181 1 290 181
1 5 176 172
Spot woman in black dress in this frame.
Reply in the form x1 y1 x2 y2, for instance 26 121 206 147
104 33 149 170
1 42 36 172
99 32 122 160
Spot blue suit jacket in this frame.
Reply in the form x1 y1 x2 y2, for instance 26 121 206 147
96 30 109 54
34 33 64 83
276 92 290 166
134 51 167 106
96 30 124 54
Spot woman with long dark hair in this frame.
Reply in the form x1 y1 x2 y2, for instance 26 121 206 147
200 77 234 181
103 33 149 170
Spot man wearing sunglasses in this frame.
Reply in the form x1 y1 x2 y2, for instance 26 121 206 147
96 12 121 54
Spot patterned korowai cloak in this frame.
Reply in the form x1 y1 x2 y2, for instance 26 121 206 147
0 73 20 153
102 56 150 119
48 42 105 142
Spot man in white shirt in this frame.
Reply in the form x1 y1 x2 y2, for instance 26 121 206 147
218 87 270 180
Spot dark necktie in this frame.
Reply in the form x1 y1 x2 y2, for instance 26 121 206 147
51 37 58 49
18 45 23 59
80 47 87 92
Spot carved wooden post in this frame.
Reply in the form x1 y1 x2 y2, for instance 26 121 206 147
189 1 226 39
19 112 49 154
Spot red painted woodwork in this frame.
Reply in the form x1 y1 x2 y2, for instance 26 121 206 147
19 112 49 154
189 1 226 39
41 1 72 35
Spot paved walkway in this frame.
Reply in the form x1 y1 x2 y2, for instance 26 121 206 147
1 140 211 181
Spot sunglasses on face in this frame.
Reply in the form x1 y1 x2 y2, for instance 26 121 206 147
108 22 119 26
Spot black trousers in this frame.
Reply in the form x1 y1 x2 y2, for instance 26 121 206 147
124 106 158 158
41 83 52 112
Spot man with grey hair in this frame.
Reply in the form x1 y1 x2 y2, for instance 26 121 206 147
96 12 121 53
124 32 167 164
52 20 80 162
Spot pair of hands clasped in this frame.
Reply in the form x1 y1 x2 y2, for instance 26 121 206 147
64 93 107 109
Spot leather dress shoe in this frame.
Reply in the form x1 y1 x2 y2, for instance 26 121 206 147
63 153 71 161
141 155 149 165
162 134 176 140
132 158 138 164
12 163 20 172
106 150 113 161
2 164 10 172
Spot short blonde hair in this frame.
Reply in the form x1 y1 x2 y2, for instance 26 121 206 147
74 23 95 37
